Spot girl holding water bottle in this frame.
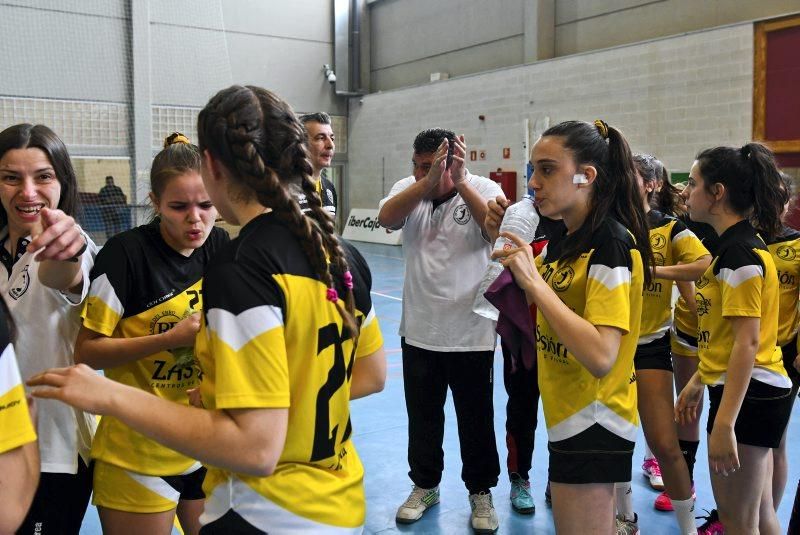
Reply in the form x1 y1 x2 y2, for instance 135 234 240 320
491 119 652 534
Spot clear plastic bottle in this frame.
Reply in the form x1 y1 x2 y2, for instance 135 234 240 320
472 194 539 320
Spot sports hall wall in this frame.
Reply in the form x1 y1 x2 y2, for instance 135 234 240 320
347 20 769 209
368 0 800 91
0 0 345 242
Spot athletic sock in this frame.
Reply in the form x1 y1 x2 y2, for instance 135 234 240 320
672 497 697 534
644 443 655 461
678 439 699 481
614 481 635 521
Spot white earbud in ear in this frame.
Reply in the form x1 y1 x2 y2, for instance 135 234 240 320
573 173 588 184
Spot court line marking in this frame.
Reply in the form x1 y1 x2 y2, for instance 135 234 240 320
360 251 405 261
371 291 403 302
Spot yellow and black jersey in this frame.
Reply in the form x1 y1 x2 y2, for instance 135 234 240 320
640 210 709 343
83 220 228 474
0 309 36 454
196 212 383 530
673 219 719 343
535 217 643 444
696 220 788 387
764 227 800 347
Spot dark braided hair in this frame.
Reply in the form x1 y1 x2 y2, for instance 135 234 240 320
197 85 358 338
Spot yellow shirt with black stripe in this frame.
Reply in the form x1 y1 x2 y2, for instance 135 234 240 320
764 227 800 347
0 310 36 454
640 210 709 343
696 220 788 387
671 219 719 355
197 213 383 529
82 220 228 475
535 217 643 444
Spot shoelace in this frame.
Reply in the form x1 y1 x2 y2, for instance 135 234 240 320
644 458 662 477
403 487 427 508
512 480 532 500
695 509 720 529
472 493 493 517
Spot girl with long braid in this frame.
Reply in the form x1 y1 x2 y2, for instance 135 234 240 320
28 85 386 534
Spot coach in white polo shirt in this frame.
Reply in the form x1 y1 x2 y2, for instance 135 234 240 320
379 128 502 533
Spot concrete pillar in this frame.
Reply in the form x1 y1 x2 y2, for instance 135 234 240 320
129 0 152 213
524 0 555 62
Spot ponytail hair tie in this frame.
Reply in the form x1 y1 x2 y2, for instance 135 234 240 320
326 288 339 302
343 270 354 290
594 119 609 140
740 145 752 160
164 132 192 148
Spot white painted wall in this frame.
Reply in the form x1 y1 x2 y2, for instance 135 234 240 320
348 23 753 209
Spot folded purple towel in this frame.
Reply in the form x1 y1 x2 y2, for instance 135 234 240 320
484 268 536 372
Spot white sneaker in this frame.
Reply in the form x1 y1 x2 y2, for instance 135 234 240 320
469 492 499 533
642 457 664 491
395 485 439 523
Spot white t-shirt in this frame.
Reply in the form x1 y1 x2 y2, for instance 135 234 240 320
379 174 502 352
0 228 98 474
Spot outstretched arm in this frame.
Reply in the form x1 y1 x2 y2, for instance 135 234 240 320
29 365 287 476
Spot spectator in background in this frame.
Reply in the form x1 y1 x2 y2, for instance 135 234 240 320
298 112 338 217
98 175 126 237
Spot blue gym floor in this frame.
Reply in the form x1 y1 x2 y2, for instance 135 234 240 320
80 241 800 534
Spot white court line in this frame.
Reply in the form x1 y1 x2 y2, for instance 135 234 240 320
361 252 404 261
371 291 403 302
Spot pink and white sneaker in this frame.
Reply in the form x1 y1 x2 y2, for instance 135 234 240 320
642 457 664 491
697 509 724 534
654 486 696 512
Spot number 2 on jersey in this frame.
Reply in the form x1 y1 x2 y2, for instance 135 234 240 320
310 323 355 462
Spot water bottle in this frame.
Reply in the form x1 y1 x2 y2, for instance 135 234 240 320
472 194 539 320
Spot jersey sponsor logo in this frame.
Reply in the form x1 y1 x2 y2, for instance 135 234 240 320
146 291 177 310
644 280 663 295
8 265 30 300
536 324 569 364
778 270 796 287
150 310 182 335
0 398 21 412
453 204 471 225
551 266 574 292
777 245 797 261
653 252 665 266
650 234 667 250
151 359 202 383
696 275 710 289
695 293 710 316
698 330 710 344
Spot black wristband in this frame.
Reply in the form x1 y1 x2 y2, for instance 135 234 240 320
67 236 88 263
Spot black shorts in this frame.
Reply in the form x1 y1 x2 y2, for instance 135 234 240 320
634 332 673 372
707 379 793 448
781 336 800 384
200 509 265 534
18 456 93 535
163 465 207 501
548 424 634 484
